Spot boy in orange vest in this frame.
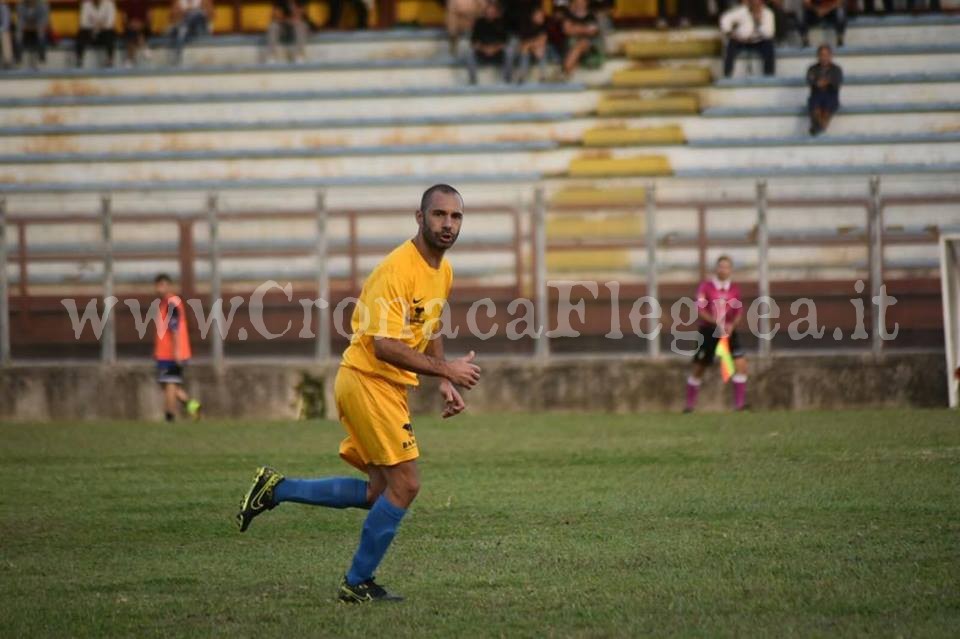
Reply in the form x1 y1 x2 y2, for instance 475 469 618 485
154 273 201 422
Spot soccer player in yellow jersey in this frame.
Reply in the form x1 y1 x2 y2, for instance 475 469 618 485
235 184 482 603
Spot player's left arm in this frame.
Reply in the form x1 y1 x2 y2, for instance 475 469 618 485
168 298 182 363
425 335 466 419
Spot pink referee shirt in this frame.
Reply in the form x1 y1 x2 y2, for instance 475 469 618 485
696 278 742 328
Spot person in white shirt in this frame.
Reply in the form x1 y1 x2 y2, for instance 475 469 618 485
720 0 775 78
170 0 214 65
76 0 117 67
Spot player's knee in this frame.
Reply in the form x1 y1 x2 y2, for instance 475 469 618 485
389 474 420 505
399 475 421 501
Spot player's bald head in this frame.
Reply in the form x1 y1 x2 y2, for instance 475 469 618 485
420 184 463 214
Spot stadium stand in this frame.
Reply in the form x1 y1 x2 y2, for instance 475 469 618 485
1 11 958 357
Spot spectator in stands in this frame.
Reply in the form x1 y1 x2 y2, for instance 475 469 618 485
590 0 614 53
326 0 369 29
766 0 798 45
466 0 509 85
656 0 699 28
720 0 775 78
267 0 308 62
509 4 548 84
169 0 214 65
122 0 152 66
562 0 603 80
0 2 13 69
15 0 49 68
76 0 118 68
798 0 844 48
806 43 842 136
445 0 483 56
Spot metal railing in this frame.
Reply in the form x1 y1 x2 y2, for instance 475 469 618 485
0 176 954 366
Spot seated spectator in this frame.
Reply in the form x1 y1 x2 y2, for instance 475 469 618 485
267 0 308 62
720 0 775 78
122 0 152 66
16 0 49 68
445 0 483 56
807 43 842 136
590 0 614 53
798 0 844 48
466 0 509 85
562 0 603 80
0 2 13 69
76 0 118 68
325 0 368 29
169 0 213 65
656 0 699 28
766 0 798 45
511 4 548 84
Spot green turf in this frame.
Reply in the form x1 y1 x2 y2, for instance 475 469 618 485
1 410 959 638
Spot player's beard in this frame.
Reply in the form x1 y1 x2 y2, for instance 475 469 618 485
421 223 458 251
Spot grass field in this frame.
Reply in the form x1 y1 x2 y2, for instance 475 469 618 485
1 410 959 638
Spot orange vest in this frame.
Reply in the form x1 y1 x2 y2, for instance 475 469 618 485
154 294 192 361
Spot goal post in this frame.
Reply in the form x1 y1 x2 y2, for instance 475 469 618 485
939 234 960 408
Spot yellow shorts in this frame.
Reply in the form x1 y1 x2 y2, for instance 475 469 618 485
335 365 419 471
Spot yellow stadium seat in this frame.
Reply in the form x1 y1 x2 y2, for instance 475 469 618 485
611 65 712 88
596 93 700 116
547 250 631 272
548 213 646 239
550 186 650 207
568 155 672 177
582 125 685 147
241 4 274 31
624 39 721 59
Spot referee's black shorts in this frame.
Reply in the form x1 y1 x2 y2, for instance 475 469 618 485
693 327 745 365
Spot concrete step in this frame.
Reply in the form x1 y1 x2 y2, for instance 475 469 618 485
0 85 596 127
703 81 960 108
1 111 955 155
19 16 960 70
613 17 960 51
3 141 958 184
5 43 959 99
37 29 450 70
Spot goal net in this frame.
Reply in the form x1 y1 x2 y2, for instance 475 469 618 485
940 234 960 408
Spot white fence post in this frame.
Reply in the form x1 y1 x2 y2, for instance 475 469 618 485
533 186 549 360
315 190 331 362
207 193 224 370
100 195 116 364
868 176 883 357
645 184 660 358
756 180 771 357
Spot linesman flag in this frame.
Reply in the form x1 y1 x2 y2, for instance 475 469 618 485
715 336 735 383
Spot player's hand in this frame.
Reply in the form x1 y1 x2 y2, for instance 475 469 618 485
444 350 481 389
439 379 466 419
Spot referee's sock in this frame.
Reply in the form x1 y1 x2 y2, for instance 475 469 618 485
685 376 701 411
732 374 748 410
346 495 407 586
273 477 368 509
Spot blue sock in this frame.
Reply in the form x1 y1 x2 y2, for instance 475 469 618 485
346 495 407 586
273 477 368 509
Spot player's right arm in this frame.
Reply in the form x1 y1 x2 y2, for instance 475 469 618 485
363 266 480 388
695 282 718 325
373 339 480 389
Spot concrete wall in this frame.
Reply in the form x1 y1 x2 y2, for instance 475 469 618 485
0 352 947 422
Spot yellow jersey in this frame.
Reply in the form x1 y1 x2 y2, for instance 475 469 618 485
341 239 453 386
